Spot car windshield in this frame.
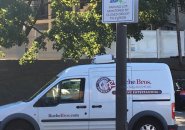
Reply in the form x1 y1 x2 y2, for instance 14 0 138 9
25 76 58 102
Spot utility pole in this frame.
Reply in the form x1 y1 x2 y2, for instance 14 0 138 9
174 0 183 65
116 24 127 130
102 1 138 130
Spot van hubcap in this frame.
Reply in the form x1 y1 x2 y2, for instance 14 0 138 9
140 124 156 130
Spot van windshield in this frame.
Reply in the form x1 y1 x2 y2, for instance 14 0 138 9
25 76 59 102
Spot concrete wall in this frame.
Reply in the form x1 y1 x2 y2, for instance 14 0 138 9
1 30 185 60
0 60 91 105
0 59 185 105
107 30 185 58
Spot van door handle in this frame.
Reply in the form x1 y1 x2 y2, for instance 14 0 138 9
92 105 102 108
76 105 87 109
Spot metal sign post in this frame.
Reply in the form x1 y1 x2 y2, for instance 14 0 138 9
116 23 127 130
102 0 139 130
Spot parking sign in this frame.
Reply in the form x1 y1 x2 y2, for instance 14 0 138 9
102 0 138 23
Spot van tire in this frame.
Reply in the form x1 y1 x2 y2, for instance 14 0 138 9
4 119 34 130
133 117 163 130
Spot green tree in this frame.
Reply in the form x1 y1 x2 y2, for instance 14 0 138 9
128 0 173 39
48 0 114 60
0 0 47 64
0 0 33 58
0 0 174 64
48 0 173 60
0 0 32 48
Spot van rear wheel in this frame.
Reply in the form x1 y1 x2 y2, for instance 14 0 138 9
133 117 163 130
4 119 34 130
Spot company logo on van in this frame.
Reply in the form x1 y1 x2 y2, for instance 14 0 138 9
96 77 116 93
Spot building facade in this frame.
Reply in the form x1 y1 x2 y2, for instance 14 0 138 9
1 0 185 60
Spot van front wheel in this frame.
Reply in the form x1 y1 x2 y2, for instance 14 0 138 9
133 117 163 130
4 119 34 130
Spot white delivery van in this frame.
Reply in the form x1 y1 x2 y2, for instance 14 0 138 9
0 55 178 130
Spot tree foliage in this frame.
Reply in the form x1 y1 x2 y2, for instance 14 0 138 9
139 0 172 28
128 0 173 40
49 0 114 60
0 0 174 64
0 0 33 48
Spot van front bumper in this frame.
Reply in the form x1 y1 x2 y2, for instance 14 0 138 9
168 125 178 130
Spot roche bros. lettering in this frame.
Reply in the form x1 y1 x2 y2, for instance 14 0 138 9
127 79 151 85
136 79 151 84
127 79 135 84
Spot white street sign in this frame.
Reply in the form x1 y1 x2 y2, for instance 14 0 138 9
102 0 138 23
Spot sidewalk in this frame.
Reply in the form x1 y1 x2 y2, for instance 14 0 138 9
176 111 185 130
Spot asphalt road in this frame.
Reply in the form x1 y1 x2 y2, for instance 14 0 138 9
176 111 185 130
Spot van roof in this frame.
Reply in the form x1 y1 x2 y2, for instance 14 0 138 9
57 63 169 77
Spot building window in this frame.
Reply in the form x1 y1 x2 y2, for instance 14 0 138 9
30 0 48 19
179 0 185 13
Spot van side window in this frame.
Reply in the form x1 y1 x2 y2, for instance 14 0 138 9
60 78 85 103
36 78 85 107
35 78 85 107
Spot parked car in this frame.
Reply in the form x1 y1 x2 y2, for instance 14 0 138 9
175 79 185 110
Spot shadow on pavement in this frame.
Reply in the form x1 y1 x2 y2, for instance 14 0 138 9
176 111 185 127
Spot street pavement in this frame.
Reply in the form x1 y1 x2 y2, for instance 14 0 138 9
176 111 185 130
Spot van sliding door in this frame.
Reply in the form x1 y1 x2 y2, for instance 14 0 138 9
89 67 132 130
